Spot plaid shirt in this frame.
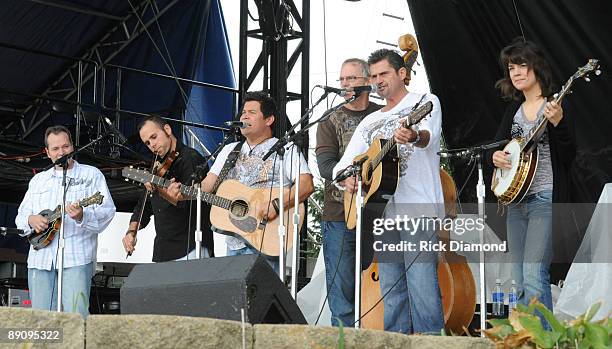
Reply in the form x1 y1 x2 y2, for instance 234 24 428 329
15 160 116 270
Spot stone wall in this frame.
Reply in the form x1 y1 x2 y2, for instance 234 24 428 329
0 308 494 349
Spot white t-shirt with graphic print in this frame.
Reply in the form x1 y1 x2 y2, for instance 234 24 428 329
210 137 311 250
333 92 444 220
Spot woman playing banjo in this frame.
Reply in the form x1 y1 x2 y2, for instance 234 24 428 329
491 38 575 326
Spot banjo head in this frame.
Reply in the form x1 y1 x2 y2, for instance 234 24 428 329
492 140 522 197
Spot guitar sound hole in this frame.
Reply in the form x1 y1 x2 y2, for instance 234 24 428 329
229 200 249 218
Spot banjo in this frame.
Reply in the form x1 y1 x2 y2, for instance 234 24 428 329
492 59 600 204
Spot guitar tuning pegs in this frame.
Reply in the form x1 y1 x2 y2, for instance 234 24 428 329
584 77 591 82
595 69 602 76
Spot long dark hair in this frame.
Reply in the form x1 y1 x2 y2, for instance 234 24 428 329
495 38 555 101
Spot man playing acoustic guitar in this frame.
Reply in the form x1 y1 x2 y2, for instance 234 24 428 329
196 91 314 273
333 49 445 334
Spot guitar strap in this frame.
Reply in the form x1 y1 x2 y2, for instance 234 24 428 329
211 140 244 194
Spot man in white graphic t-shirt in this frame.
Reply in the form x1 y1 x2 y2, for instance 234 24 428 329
333 48 444 334
198 91 314 273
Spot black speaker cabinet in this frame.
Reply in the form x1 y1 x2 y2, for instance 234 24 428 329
120 254 306 324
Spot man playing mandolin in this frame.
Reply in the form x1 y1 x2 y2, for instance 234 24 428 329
15 126 116 318
333 48 445 334
197 91 314 273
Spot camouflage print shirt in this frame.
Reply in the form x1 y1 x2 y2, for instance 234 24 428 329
315 102 382 221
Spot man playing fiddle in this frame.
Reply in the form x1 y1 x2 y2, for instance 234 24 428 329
122 116 214 261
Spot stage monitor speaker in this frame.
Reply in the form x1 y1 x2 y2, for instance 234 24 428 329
120 255 306 324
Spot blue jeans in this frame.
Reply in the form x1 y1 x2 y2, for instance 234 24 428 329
377 223 444 334
176 246 211 260
507 190 553 325
322 220 356 327
28 262 94 318
227 245 280 275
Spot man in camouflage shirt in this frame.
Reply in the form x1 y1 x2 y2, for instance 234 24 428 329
315 58 381 327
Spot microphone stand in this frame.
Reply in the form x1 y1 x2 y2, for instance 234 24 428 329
354 167 364 329
190 128 239 259
51 132 111 313
0 227 25 236
330 156 368 328
193 178 203 259
437 139 508 335
262 92 356 291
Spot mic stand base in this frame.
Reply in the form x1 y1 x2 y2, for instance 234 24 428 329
195 182 203 259
476 154 487 336
353 170 364 328
57 163 69 312
54 131 111 313
277 147 287 283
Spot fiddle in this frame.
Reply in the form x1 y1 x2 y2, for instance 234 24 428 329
126 137 180 258
150 137 180 205
153 136 179 178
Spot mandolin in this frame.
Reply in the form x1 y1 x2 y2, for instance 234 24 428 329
28 192 104 250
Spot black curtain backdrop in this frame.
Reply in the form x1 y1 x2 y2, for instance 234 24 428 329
407 0 612 280
407 0 611 203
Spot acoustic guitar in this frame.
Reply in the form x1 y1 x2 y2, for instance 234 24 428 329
28 192 104 250
342 101 432 270
122 167 304 256
343 100 433 230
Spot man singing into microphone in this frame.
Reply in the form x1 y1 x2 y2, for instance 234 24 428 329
315 58 381 327
194 91 314 273
16 126 116 318
334 48 445 334
122 115 214 261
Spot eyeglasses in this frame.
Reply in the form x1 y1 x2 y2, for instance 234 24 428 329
336 76 366 83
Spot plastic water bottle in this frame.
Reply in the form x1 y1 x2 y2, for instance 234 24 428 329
492 278 504 317
508 280 518 316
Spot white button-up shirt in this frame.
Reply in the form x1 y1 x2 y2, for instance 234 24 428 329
15 160 116 270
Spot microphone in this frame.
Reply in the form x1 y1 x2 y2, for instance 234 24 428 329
333 156 368 183
352 155 369 167
354 85 378 95
54 152 74 167
224 121 251 129
437 150 472 159
190 162 210 182
103 117 128 144
0 227 25 236
437 140 510 159
316 85 377 96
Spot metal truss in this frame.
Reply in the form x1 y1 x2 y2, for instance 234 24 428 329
238 0 311 284
20 0 181 144
238 0 310 140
